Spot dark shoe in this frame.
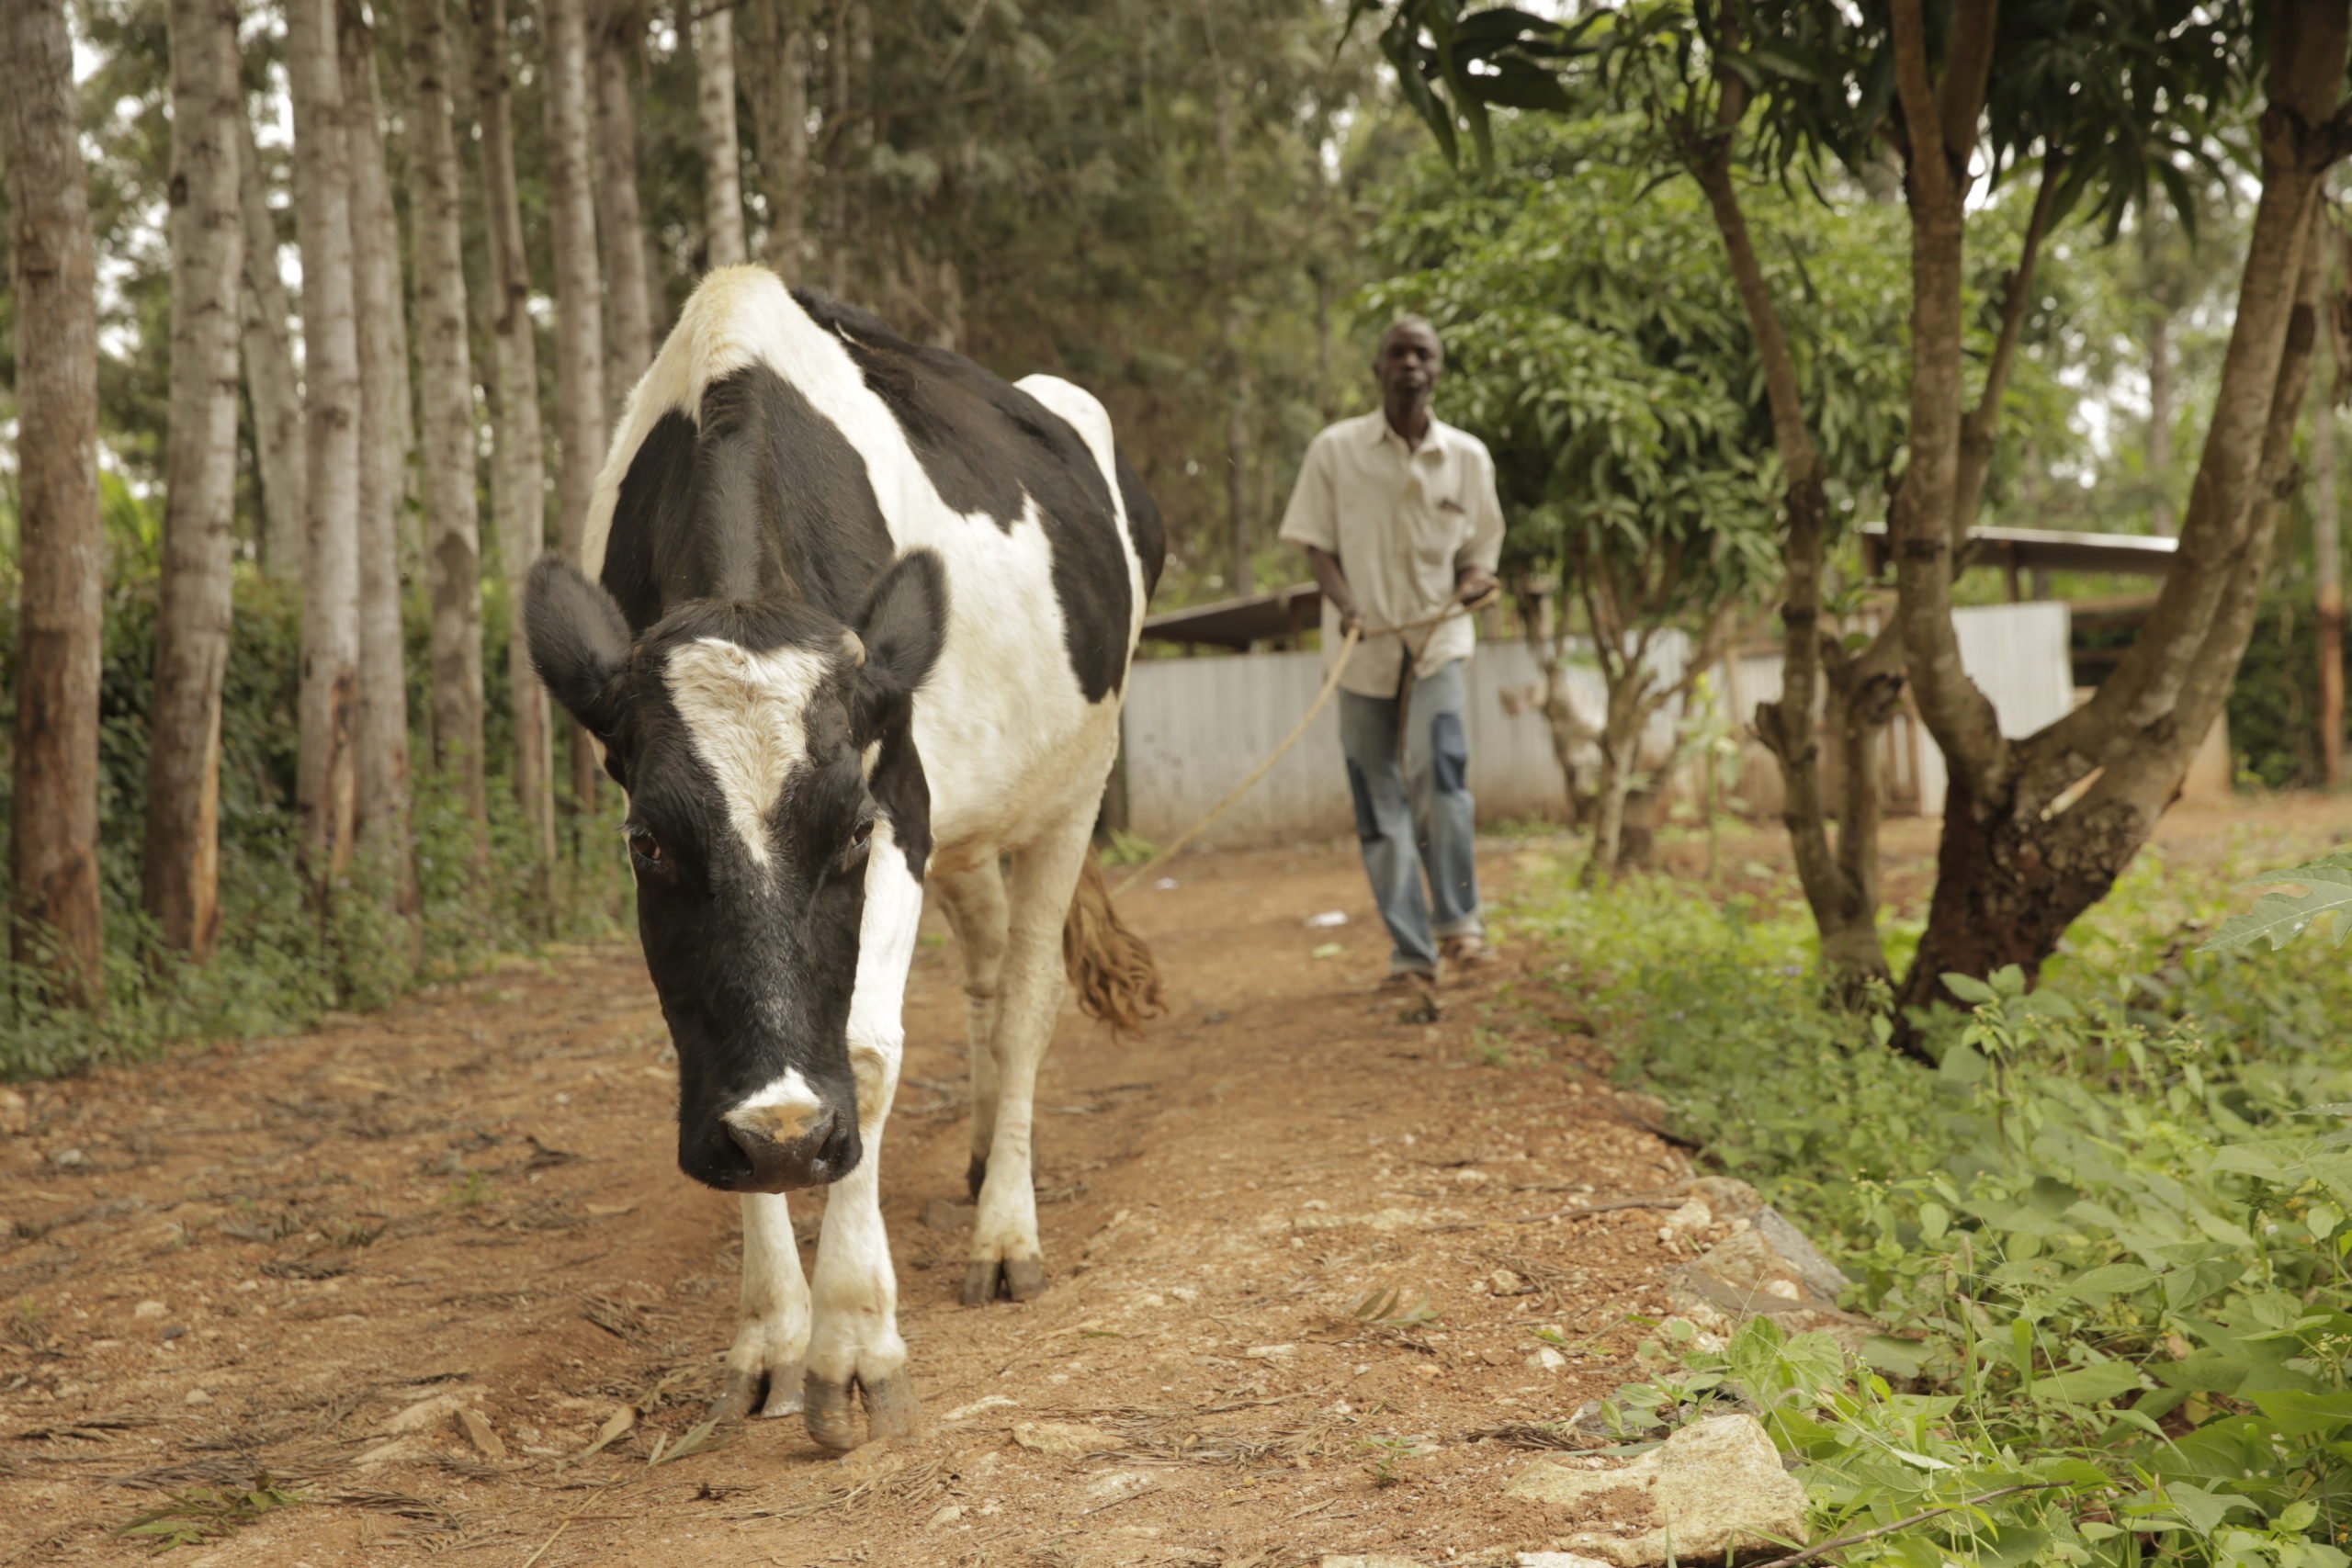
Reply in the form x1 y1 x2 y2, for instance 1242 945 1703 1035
1441 934 1499 971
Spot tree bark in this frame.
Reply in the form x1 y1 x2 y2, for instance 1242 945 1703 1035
695 5 749 267
288 0 366 902
474 0 559 894
1683 50 1893 990
593 0 656 416
2 0 107 1005
2320 269 2344 787
340 0 422 921
410 0 490 829
237 119 308 583
742 0 807 279
542 0 610 825
2149 290 2177 536
145 0 246 965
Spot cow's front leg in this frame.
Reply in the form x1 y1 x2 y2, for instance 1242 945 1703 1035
711 1192 811 1420
801 1033 919 1451
963 816 1091 1305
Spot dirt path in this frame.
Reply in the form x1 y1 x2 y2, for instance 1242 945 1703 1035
0 838 1713 1566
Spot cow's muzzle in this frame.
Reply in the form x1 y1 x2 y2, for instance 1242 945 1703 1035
713 1102 862 1192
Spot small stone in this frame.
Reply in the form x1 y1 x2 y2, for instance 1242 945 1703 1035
183 1388 212 1406
1012 1419 1116 1457
942 1393 1017 1422
50 1148 85 1168
1490 1269 1526 1295
1242 1344 1295 1359
458 1406 507 1461
925 1503 966 1529
132 1300 166 1320
1529 1347 1567 1372
1503 1414 1808 1567
0 1088 29 1134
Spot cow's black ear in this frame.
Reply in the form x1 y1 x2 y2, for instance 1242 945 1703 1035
849 549 947 740
525 556 631 741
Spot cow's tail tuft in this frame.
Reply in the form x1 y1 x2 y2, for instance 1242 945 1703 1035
1063 852 1164 1034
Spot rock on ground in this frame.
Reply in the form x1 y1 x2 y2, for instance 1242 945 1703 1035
1504 1414 1807 1567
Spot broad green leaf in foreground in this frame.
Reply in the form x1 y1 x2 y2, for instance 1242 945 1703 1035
2199 857 2352 953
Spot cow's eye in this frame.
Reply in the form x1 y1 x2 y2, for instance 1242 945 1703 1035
627 829 666 868
839 816 875 874
851 818 875 849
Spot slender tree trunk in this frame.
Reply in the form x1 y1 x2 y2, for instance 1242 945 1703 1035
821 0 857 295
2149 307 2178 536
1212 56 1250 594
695 5 748 267
474 0 559 896
410 0 490 829
145 0 246 964
340 0 422 921
742 0 807 278
289 0 366 901
237 119 308 584
593 0 655 416
2 0 107 1004
541 0 608 827
2321 313 2345 786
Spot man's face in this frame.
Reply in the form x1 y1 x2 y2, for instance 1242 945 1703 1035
1374 323 1443 403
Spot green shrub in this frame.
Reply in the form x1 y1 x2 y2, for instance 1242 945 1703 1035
0 566 631 1080
1504 860 2352 1566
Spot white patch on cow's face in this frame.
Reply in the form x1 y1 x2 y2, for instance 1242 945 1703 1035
725 1066 826 1145
662 637 834 867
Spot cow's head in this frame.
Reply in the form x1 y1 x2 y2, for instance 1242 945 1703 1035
524 550 947 1194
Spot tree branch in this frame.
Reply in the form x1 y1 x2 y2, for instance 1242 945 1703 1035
1888 0 1951 210
1951 148 2064 545
1937 0 2001 171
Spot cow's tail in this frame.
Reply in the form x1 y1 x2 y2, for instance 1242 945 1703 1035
1063 852 1164 1034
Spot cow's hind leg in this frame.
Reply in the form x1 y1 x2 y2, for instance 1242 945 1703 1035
933 859 1009 1201
962 810 1091 1305
712 1193 811 1421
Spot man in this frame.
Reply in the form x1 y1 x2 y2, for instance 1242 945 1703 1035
1279 317 1504 987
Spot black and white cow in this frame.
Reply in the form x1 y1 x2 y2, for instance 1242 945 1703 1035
525 265 1165 1452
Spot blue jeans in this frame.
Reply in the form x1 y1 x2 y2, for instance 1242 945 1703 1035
1338 659 1482 976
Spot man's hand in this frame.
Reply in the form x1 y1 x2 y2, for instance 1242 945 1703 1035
1455 566 1499 608
1336 602 1365 637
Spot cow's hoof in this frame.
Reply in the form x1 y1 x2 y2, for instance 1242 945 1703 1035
710 1363 803 1424
965 1153 988 1201
802 1371 922 1452
960 1255 1046 1305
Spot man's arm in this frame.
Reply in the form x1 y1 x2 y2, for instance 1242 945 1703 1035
1305 546 1364 637
1454 447 1506 606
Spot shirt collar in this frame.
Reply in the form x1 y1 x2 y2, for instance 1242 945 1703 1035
1370 412 1448 456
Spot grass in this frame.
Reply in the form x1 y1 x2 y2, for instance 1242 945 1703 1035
1499 841 2352 1568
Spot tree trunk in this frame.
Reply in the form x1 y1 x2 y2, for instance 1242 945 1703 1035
2322 322 2345 786
1213 57 1250 594
541 0 608 828
2149 306 2177 536
1900 152 2341 1023
821 0 859 296
340 0 422 921
742 0 807 279
145 0 246 965
695 5 748 267
409 0 490 829
237 119 308 584
2 0 107 1005
1686 73 1894 993
289 0 366 902
474 0 559 897
593 0 655 416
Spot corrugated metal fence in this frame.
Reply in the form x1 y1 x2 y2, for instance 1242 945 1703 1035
1118 601 2075 851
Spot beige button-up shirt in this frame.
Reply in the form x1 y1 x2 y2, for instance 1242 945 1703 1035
1277 410 1506 699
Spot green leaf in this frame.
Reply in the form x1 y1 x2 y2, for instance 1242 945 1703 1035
2030 1361 2146 1404
2199 860 2352 953
1943 972 1999 1006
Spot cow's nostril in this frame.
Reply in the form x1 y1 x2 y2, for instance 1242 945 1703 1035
720 1122 763 1180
